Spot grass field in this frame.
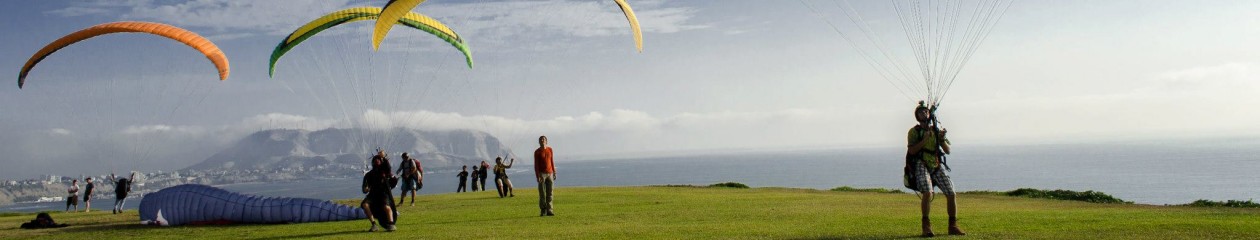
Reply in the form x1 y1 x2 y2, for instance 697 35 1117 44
2 186 1258 239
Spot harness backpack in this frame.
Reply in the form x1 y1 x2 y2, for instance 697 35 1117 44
411 159 422 178
115 178 131 196
20 213 68 229
903 152 919 190
400 158 416 177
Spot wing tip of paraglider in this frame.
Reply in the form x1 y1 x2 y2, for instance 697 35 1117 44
371 28 386 51
371 17 384 51
17 74 26 89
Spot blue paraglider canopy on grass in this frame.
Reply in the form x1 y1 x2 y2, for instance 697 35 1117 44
139 184 364 226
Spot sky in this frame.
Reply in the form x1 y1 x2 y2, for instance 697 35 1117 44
1 0 1258 179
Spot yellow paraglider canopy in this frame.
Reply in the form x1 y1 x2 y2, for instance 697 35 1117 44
614 0 643 52
373 0 428 51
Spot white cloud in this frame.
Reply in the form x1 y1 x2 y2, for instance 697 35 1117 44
84 107 880 158
945 62 1260 143
1144 62 1258 95
51 0 356 37
233 113 340 132
49 0 707 50
324 108 875 155
3 107 879 178
49 128 73 136
45 0 148 17
420 0 707 51
121 124 206 136
47 6 113 17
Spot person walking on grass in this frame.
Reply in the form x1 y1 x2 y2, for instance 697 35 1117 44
83 177 94 212
534 136 556 216
397 152 423 206
494 156 516 198
109 172 134 214
907 102 965 237
65 179 79 212
457 165 469 193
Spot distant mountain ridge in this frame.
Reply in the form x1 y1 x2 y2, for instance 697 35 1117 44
185 128 515 171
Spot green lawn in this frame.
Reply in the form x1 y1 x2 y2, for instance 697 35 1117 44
2 186 1258 239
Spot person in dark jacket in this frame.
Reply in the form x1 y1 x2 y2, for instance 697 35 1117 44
109 172 135 214
83 177 94 212
361 150 397 232
478 161 490 192
456 165 469 193
470 165 480 192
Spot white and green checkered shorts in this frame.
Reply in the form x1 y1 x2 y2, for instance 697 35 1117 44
913 160 955 196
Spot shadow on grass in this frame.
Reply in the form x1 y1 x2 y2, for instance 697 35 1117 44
248 230 363 240
58 221 123 228
424 215 539 225
61 222 363 240
787 234 930 240
60 222 151 233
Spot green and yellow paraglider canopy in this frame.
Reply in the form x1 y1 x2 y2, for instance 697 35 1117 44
372 0 642 53
269 6 472 77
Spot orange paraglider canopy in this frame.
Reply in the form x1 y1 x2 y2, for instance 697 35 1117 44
18 21 230 88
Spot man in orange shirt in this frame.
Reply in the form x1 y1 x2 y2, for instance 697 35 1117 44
533 135 556 216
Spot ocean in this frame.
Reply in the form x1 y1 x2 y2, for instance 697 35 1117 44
4 142 1257 213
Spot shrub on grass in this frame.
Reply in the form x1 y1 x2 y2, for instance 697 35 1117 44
1184 199 1260 208
654 184 703 188
958 190 1005 195
1006 188 1130 204
708 182 750 189
830 186 903 194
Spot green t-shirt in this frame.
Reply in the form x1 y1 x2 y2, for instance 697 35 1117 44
907 126 949 169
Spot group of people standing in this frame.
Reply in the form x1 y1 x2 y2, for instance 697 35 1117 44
62 172 135 214
456 157 516 198
355 109 943 235
360 135 558 232
458 161 490 193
